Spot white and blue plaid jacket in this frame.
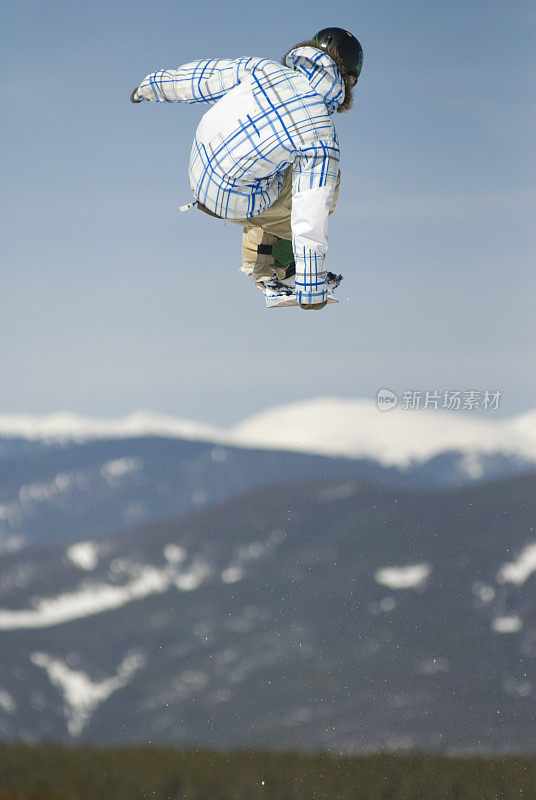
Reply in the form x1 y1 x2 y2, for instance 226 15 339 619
134 46 344 304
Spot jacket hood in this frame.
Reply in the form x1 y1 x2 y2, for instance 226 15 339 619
284 45 345 115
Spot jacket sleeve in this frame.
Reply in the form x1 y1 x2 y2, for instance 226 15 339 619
291 137 340 305
133 57 259 104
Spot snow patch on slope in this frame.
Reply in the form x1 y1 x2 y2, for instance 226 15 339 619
0 558 212 630
491 616 523 634
100 456 142 483
375 564 432 590
497 543 536 585
67 541 99 571
18 473 76 505
174 560 211 591
220 530 285 586
31 651 144 735
163 544 186 564
0 689 16 714
0 531 24 555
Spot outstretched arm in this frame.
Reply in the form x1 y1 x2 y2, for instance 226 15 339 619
291 137 340 307
131 57 260 104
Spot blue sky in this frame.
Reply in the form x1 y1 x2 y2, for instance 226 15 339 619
2 0 535 423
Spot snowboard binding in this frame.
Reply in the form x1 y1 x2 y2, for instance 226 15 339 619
259 271 343 308
260 238 343 308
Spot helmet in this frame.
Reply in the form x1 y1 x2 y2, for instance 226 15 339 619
313 27 363 81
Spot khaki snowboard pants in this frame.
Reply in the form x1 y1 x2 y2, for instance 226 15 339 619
230 167 340 282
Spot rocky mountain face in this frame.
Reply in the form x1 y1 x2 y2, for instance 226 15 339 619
0 474 535 753
1 434 533 553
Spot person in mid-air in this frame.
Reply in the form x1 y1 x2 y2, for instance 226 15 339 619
130 27 363 310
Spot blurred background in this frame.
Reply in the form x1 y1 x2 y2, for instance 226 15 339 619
1 0 536 794
1 0 535 420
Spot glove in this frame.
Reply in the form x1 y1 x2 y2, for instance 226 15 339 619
300 301 327 311
130 87 142 103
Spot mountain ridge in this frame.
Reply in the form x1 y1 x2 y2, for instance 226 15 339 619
1 398 535 467
0 473 535 751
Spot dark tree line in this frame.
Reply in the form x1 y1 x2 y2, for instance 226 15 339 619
0 743 535 800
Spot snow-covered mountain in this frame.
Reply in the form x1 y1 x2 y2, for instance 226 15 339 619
1 398 535 468
1 399 535 554
0 435 405 554
1 399 535 752
0 474 535 752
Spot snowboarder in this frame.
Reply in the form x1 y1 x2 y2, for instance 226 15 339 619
130 27 363 310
